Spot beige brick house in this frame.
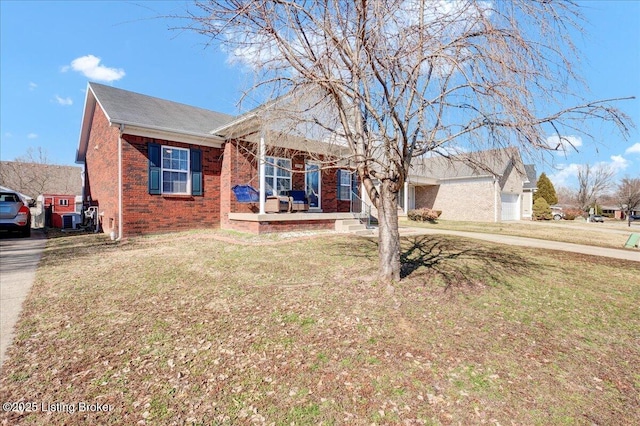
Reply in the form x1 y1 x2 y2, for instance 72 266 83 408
390 148 535 222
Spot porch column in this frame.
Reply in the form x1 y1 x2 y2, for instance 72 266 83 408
403 181 409 215
259 132 266 214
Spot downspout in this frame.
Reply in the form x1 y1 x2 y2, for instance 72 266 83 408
403 181 409 215
259 131 266 215
117 124 124 240
494 176 499 222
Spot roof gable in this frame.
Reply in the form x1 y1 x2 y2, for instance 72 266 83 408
89 82 235 136
411 147 526 181
77 83 237 162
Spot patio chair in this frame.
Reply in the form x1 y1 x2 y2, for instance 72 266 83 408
287 190 309 212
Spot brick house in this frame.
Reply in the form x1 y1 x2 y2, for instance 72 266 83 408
395 148 534 222
76 83 533 239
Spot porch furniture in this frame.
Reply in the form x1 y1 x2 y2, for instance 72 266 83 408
265 195 291 213
287 190 309 212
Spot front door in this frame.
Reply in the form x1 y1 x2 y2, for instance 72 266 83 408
305 162 321 209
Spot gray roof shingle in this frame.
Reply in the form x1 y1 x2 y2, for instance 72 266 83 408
411 147 525 180
89 82 235 138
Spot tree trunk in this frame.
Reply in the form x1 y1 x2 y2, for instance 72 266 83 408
377 179 401 283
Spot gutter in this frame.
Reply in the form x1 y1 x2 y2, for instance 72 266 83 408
494 176 499 222
209 112 259 137
110 119 226 142
437 174 495 182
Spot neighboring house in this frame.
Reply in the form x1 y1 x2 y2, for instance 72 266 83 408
601 205 639 220
76 83 535 238
394 148 533 222
0 161 83 228
39 194 82 228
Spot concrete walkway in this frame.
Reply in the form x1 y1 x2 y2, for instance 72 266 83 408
399 226 640 262
0 230 46 366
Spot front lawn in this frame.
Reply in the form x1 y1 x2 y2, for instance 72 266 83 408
1 230 638 425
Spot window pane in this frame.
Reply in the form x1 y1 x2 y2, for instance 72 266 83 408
340 171 351 185
163 171 188 193
163 171 172 192
276 177 291 193
340 187 350 200
265 163 274 177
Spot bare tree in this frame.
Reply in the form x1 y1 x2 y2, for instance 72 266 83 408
616 177 640 227
555 185 577 206
184 0 632 282
0 147 81 199
0 147 51 198
575 163 615 211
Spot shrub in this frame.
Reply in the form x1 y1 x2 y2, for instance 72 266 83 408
407 208 442 222
562 208 584 221
532 197 552 220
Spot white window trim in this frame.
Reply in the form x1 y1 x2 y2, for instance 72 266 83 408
161 145 191 195
59 199 69 206
264 156 292 195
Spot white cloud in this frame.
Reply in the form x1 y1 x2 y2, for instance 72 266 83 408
4 132 13 138
625 142 640 155
27 133 38 139
63 54 125 82
28 82 37 91
548 163 580 187
545 135 583 155
55 95 73 106
548 154 630 189
606 155 629 173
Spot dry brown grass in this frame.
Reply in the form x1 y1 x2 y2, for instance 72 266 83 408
1 230 638 425
400 218 637 249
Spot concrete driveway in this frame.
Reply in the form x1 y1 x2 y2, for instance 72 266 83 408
0 229 46 365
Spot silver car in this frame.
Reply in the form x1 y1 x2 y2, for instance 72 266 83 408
0 190 31 237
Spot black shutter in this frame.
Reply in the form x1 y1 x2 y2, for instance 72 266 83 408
148 143 161 195
191 149 203 196
336 169 342 200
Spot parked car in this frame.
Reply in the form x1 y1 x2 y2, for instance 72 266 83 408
550 206 564 221
591 215 605 223
0 190 31 237
631 214 640 221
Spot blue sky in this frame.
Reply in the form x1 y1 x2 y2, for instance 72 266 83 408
1 1 638 190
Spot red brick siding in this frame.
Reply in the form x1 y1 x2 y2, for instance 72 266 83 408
121 135 223 236
84 106 120 235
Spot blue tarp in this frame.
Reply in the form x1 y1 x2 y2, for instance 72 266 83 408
231 185 260 203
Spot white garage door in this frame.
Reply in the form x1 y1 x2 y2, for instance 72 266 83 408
501 193 520 221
